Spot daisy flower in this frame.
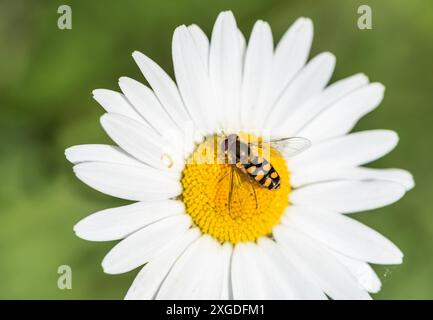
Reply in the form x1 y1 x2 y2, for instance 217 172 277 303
66 11 414 299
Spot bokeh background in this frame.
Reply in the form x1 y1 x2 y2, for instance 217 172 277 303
0 0 432 299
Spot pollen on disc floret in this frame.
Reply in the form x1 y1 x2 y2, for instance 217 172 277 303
181 134 290 244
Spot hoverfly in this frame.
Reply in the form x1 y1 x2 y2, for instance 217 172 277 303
219 134 311 212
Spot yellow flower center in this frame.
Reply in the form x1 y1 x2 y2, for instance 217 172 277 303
181 133 290 244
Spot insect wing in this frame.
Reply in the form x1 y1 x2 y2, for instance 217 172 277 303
249 137 311 158
215 166 259 214
269 137 311 158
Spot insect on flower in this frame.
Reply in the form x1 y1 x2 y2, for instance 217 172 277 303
219 133 311 212
66 11 413 299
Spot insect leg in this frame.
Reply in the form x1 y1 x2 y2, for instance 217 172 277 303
228 165 234 214
233 168 244 208
250 178 258 210
217 170 230 183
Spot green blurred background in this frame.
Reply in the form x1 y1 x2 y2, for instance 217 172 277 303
0 0 432 299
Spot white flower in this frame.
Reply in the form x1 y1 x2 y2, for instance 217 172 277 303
65 11 413 300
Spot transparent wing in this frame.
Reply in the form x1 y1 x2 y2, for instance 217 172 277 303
270 137 312 158
215 166 258 215
250 137 311 158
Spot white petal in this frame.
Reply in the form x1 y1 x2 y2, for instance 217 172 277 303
283 205 403 264
263 18 313 113
231 243 267 299
333 252 381 293
264 52 336 129
118 77 180 138
125 228 201 300
187 24 209 68
65 144 143 166
274 224 371 300
238 29 246 57
290 180 406 213
240 20 273 131
232 241 325 300
299 83 385 141
73 162 181 202
289 130 399 171
172 25 214 133
279 73 369 136
291 166 414 191
102 214 191 274
100 113 183 170
257 237 327 299
92 89 145 124
73 200 185 241
210 11 243 131
132 51 192 131
219 243 233 299
156 235 226 300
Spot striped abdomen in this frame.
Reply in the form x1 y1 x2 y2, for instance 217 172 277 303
239 155 281 190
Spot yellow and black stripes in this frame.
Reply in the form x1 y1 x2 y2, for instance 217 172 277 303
222 134 282 190
242 156 281 190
